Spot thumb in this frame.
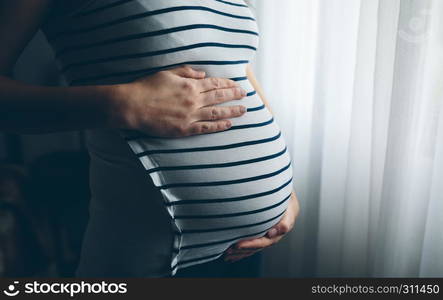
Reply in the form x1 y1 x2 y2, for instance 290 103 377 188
172 65 206 79
267 218 291 238
266 227 279 238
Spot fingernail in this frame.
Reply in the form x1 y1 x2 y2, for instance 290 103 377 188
240 106 247 113
241 89 247 96
267 228 278 238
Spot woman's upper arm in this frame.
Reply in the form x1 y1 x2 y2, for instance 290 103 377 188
0 0 53 76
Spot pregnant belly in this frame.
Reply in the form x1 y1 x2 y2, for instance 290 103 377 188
121 89 294 270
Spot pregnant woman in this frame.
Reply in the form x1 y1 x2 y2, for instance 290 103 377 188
0 0 300 277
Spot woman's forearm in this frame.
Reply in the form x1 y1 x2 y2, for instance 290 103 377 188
0 75 120 134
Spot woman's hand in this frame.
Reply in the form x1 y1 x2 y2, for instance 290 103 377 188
223 190 300 262
110 66 248 137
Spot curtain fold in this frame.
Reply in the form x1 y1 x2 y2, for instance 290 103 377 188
253 0 443 277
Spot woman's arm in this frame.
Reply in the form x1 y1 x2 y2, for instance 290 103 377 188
0 0 248 136
0 0 116 133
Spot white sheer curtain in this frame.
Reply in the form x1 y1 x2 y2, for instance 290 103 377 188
251 0 443 277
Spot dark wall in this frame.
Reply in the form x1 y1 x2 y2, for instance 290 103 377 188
0 31 85 164
0 31 89 277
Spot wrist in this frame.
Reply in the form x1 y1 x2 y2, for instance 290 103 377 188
103 83 137 130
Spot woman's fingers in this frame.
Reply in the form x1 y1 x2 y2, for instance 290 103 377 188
168 68 249 135
237 235 283 250
224 247 255 255
197 77 239 92
225 225 287 257
223 236 280 262
201 87 247 106
195 105 247 121
224 252 258 262
268 217 291 238
227 247 262 254
125 66 251 137
224 247 262 261
187 120 233 135
234 218 290 250
224 192 301 263
171 66 240 93
235 192 299 249
171 65 206 79
224 247 260 261
168 67 249 134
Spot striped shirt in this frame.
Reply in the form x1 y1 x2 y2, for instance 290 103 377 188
42 0 293 276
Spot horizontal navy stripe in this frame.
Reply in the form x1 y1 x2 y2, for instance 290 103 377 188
247 104 265 112
56 24 259 57
174 193 291 219
168 177 292 206
158 161 291 189
246 90 257 97
215 0 249 8
135 131 281 156
174 225 274 251
174 208 287 234
146 146 287 174
166 176 293 206
228 117 273 130
73 0 134 18
75 0 250 19
51 6 255 41
70 60 249 85
61 43 256 72
230 76 248 81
